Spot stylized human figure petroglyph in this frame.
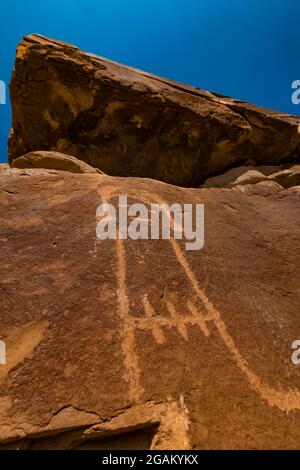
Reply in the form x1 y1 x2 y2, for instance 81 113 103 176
97 183 300 412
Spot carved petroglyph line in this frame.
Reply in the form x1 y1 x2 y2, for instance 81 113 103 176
142 295 165 344
97 183 300 412
187 301 211 337
141 295 210 343
96 185 143 404
172 235 300 411
146 191 300 412
116 237 143 403
98 191 142 401
166 302 188 340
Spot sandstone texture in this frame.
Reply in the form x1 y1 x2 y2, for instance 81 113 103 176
0 167 300 449
8 34 300 187
201 164 300 189
11 151 103 174
1 34 300 450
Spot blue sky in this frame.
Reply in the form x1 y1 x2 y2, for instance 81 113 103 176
0 0 299 162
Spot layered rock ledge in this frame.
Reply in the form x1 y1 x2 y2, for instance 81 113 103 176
9 34 300 186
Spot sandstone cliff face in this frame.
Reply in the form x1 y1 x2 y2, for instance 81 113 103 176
0 165 300 449
1 35 300 450
8 34 300 187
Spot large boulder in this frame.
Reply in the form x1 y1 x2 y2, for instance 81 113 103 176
8 34 300 187
0 166 300 449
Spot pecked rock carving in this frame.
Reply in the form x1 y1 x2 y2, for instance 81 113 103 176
100 184 300 413
0 167 300 449
1 33 300 450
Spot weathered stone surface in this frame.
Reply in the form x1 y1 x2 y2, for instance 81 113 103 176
11 150 103 174
0 167 300 449
9 34 300 187
3 32 300 451
268 165 300 188
201 164 300 189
